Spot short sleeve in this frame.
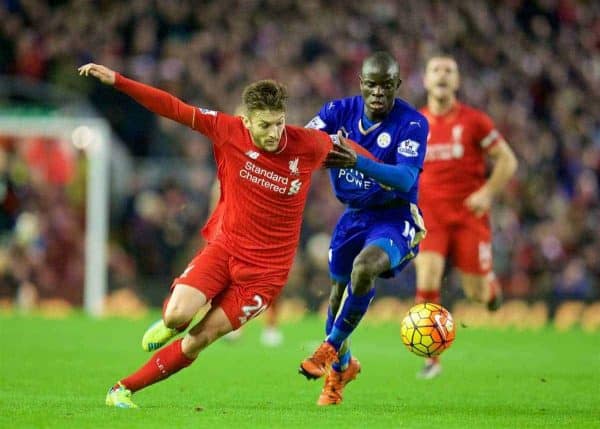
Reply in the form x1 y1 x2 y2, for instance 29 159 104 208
394 116 429 169
305 101 340 134
475 111 502 151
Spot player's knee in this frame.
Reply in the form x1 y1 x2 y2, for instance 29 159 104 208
163 304 192 329
351 259 378 285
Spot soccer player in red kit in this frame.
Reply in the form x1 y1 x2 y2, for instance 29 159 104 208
78 63 373 408
414 55 518 379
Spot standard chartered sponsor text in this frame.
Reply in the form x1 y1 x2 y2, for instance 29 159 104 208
240 161 289 194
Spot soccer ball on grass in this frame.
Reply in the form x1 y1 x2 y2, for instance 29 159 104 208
400 303 456 358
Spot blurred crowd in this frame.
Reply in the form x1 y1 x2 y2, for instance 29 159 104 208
0 137 85 307
1 0 599 310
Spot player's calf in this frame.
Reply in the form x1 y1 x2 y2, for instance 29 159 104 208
486 273 503 312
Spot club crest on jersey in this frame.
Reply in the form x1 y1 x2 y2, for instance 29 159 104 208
245 150 260 160
377 132 392 148
198 108 217 116
398 139 420 157
289 157 300 175
452 125 464 142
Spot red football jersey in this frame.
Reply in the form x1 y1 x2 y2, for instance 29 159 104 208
195 112 332 268
419 102 503 202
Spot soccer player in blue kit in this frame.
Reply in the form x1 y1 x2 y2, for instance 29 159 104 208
300 52 429 405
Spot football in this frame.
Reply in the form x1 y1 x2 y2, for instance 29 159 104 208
400 303 456 358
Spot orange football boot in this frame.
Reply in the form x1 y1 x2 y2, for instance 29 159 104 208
299 341 338 379
317 357 361 406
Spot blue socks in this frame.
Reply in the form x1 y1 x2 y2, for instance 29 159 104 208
325 306 335 336
332 350 351 372
327 285 375 350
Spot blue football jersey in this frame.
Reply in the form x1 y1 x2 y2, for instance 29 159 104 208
306 96 428 207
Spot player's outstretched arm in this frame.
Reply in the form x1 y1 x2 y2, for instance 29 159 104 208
324 132 418 192
78 63 198 130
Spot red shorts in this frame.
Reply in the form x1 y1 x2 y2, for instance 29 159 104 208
170 242 289 329
419 198 492 275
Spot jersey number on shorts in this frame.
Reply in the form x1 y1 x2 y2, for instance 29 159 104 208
402 221 416 246
238 294 268 325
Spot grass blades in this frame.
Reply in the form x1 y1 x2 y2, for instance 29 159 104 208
1 314 598 428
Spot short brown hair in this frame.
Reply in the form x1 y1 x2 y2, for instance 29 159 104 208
242 80 288 112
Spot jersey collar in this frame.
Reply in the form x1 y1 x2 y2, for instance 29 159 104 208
358 119 382 135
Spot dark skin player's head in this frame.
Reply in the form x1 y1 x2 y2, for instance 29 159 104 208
359 52 401 122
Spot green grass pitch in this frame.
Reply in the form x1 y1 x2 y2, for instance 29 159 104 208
1 313 598 428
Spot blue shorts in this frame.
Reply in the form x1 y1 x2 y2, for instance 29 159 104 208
328 204 426 284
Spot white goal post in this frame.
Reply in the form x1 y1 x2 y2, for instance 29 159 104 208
0 116 111 316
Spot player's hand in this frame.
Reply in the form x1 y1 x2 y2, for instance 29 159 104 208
464 185 492 217
78 63 116 85
323 131 358 168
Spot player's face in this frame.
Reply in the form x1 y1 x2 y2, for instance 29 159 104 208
424 57 460 100
359 65 401 121
243 109 286 152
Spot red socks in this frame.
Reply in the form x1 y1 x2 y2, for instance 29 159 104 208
119 339 195 393
415 289 441 304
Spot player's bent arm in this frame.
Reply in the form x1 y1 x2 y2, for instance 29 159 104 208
484 139 518 196
354 155 419 192
321 132 416 190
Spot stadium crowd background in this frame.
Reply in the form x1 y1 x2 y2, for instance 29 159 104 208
0 0 599 318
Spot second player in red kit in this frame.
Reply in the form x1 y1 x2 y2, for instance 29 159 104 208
414 55 518 379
